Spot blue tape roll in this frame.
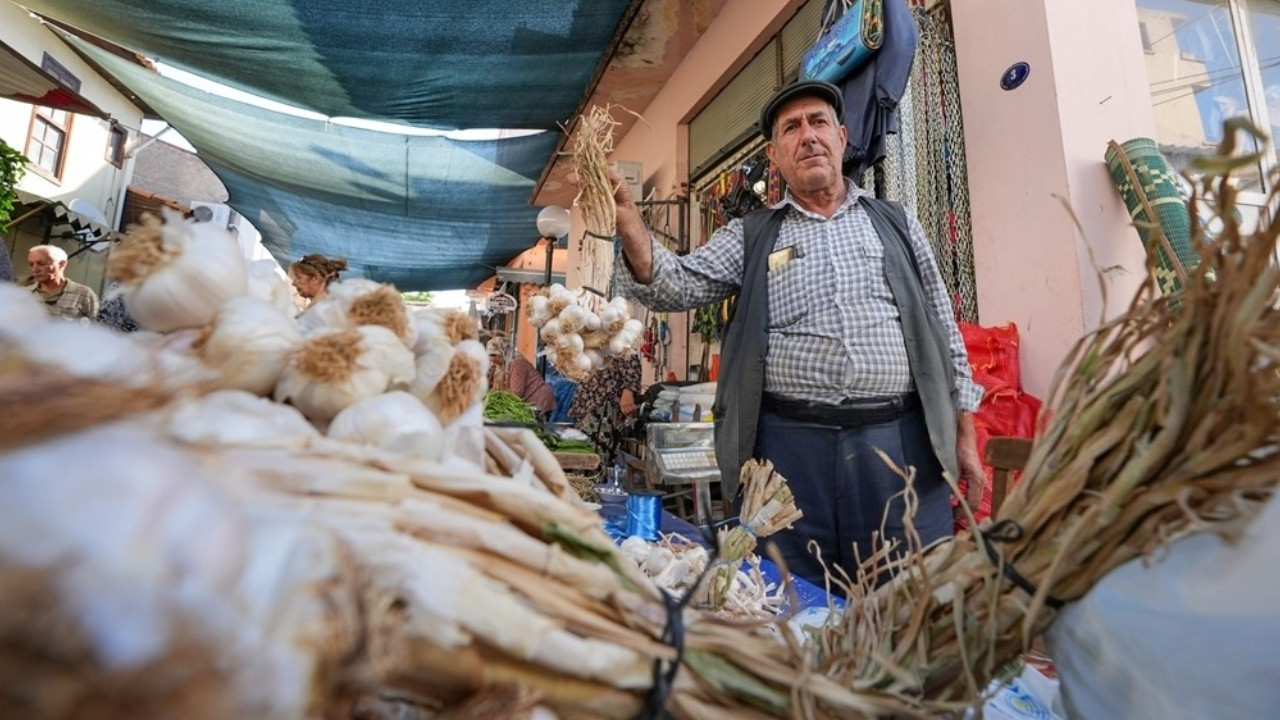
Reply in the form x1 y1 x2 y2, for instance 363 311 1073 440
625 491 663 541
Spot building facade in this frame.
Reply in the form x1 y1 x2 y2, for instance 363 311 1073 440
560 0 1278 398
1 2 147 292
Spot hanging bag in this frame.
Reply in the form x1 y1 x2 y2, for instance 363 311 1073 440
800 0 885 85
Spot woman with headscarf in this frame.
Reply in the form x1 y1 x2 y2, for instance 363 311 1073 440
486 337 556 420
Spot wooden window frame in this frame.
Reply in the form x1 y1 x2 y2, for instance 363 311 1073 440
105 121 126 168
25 105 73 183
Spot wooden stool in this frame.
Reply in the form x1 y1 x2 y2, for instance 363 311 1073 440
985 436 1032 515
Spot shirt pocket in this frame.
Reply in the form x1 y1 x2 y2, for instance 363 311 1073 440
766 254 810 329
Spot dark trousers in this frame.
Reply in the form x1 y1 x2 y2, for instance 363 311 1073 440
751 405 953 589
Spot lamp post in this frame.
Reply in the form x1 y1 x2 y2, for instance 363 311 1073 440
535 205 570 376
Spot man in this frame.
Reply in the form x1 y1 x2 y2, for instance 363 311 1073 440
486 337 556 420
27 244 99 320
613 80 985 586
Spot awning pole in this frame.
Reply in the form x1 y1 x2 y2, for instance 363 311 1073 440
2 201 51 231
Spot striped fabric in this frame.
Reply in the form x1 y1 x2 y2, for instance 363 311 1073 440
29 280 99 320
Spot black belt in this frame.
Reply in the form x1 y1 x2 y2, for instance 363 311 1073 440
762 392 919 427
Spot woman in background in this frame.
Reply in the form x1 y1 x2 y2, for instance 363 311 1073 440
289 254 347 306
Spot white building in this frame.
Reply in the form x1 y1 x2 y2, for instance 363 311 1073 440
0 2 146 291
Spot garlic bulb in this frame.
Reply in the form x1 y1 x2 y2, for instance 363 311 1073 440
327 390 443 458
274 326 416 423
0 283 49 326
167 390 320 449
245 259 299 317
298 278 416 348
195 296 303 395
408 317 454 401
109 209 248 332
422 339 488 425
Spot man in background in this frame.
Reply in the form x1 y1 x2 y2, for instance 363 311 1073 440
27 244 99 320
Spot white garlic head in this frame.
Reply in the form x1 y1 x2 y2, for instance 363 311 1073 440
109 209 248 332
274 325 415 423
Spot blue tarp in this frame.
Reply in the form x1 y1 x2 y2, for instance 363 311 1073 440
72 37 562 290
28 0 630 130
30 0 636 289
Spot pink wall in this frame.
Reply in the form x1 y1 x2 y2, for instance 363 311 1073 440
951 0 1154 398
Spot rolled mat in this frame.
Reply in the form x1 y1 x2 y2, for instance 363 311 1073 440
1105 138 1199 307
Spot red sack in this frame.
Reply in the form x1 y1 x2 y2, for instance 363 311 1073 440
953 322 1042 530
961 321 1022 390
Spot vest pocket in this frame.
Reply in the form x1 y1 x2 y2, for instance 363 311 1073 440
766 257 809 328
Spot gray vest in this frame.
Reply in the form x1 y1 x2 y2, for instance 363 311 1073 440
711 196 959 501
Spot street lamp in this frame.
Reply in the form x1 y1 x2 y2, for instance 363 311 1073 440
536 205 571 286
535 205 570 376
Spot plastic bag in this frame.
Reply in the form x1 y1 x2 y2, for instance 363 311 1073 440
1047 494 1280 719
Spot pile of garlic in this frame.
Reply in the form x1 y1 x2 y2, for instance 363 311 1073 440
88 211 490 467
618 535 785 620
526 283 643 381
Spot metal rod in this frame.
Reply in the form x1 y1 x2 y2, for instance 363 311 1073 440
2 201 50 231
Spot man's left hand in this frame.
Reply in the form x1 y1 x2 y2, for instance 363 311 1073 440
956 412 987 513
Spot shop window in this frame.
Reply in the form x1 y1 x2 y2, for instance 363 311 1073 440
1134 0 1279 207
106 122 127 168
26 106 72 181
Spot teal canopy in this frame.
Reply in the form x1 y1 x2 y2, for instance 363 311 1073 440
29 0 629 130
32 1 635 290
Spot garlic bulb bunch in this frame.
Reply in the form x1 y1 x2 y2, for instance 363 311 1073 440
407 313 455 401
526 284 642 382
274 325 416 424
327 390 443 458
195 296 303 395
297 278 416 348
0 423 357 719
422 339 488 425
245 259 299 317
0 283 49 326
108 209 248 332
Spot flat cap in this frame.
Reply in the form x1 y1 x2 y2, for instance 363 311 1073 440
759 79 844 140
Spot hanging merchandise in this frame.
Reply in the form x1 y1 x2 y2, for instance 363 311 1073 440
801 0 885 85
834 0 918 182
876 1 977 323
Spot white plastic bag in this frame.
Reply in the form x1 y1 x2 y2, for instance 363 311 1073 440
1047 494 1280 719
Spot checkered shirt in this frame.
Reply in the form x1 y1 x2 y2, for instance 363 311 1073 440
29 279 100 321
618 185 983 412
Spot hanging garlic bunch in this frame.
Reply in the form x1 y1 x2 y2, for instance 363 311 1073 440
193 296 303 396
327 390 444 458
421 339 489 425
526 284 642 381
297 278 416 348
108 208 248 332
274 325 415 424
